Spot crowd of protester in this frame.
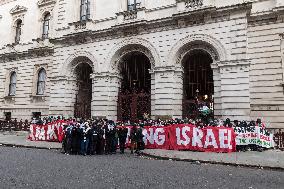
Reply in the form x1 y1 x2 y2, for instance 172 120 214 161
30 115 268 155
61 119 144 156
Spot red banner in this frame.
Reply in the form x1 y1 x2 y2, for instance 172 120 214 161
28 121 66 142
142 126 170 149
168 124 236 152
28 122 236 152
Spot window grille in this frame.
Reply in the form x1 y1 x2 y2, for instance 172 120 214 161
127 0 141 11
37 69 46 95
42 13 51 39
15 20 22 43
9 72 17 96
80 0 90 21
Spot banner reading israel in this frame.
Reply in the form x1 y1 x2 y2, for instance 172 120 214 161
141 125 235 152
234 126 274 148
167 124 236 152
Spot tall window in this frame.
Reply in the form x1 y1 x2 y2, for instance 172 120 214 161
9 72 17 96
42 13 51 39
80 0 90 21
127 0 141 11
15 20 22 43
37 69 46 95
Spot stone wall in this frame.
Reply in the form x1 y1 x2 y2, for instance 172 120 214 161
0 0 283 128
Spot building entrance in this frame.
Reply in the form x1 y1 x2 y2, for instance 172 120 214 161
117 52 151 122
182 50 214 119
74 63 93 119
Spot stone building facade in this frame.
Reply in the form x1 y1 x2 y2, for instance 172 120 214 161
0 0 284 128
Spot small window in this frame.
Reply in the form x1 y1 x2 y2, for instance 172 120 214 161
9 72 17 96
37 69 46 95
32 112 41 119
127 0 141 11
80 0 90 21
42 13 51 39
4 112 11 121
15 20 22 43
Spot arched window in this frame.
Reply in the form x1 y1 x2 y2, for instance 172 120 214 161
127 0 141 11
80 0 90 21
9 72 17 96
15 20 22 43
42 13 51 39
37 69 46 95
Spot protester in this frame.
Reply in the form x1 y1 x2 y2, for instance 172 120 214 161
117 126 128 154
31 114 272 156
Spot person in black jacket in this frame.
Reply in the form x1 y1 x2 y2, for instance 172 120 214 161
89 123 99 155
71 123 80 155
117 126 128 154
96 124 104 155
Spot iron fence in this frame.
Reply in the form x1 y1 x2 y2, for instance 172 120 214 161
267 128 284 150
0 120 30 132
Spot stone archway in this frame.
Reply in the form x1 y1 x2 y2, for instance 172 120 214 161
74 62 93 119
106 41 158 121
117 51 151 122
168 34 227 119
182 49 214 119
49 53 96 119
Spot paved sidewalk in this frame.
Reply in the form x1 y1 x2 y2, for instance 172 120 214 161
0 131 61 149
142 149 284 170
1 132 283 170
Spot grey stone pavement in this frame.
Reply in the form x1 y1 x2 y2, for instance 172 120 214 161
0 131 61 149
142 149 284 170
1 131 283 169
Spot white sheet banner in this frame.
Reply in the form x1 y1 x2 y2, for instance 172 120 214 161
234 126 274 148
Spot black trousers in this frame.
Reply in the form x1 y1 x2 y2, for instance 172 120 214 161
119 138 126 153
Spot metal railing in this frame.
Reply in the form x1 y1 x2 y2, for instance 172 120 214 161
0 120 30 132
267 128 284 150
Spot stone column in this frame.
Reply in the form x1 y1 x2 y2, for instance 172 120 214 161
152 66 183 119
211 62 222 118
48 76 77 118
91 72 121 120
213 60 251 121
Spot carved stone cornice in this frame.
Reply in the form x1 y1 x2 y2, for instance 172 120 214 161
37 0 56 7
0 47 54 63
249 5 284 26
212 59 251 70
10 5 27 15
51 2 252 47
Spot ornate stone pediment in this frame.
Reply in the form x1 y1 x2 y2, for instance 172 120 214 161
37 0 56 7
10 5 27 15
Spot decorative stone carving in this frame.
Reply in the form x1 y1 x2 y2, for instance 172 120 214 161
37 0 56 7
10 5 27 15
168 34 227 67
0 48 54 63
123 11 138 20
74 21 87 30
106 38 161 72
10 5 28 25
185 0 203 9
